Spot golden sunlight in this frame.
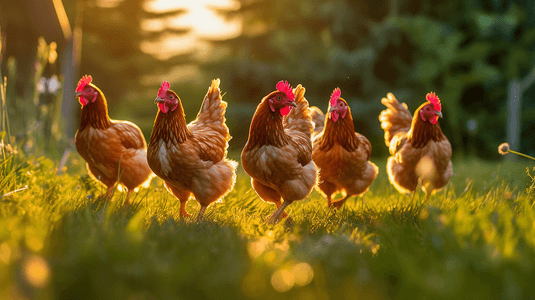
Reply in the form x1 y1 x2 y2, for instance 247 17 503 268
141 0 241 60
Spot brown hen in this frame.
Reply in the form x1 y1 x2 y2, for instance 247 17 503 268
311 88 378 209
379 92 452 198
74 75 153 204
147 79 237 220
241 81 317 224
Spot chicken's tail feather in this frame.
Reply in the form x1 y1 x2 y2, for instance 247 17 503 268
283 84 314 137
191 78 230 139
309 106 325 133
379 92 413 147
200 79 225 115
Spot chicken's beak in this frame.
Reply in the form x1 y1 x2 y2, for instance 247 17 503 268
74 92 82 99
154 97 165 103
288 101 297 107
328 106 338 113
435 110 443 118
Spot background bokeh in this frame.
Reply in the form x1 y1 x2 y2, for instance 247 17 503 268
1 0 535 158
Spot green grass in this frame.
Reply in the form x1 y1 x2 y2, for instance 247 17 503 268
0 146 534 299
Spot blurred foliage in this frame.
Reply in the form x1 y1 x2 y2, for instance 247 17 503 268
1 0 194 155
204 0 535 158
75 0 192 104
0 34 66 158
5 0 535 158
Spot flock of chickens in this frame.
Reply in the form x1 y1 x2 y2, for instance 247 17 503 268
74 75 452 223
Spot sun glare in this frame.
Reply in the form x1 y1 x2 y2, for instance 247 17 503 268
141 0 241 59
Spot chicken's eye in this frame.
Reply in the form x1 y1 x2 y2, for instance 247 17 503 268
169 95 174 99
277 96 281 100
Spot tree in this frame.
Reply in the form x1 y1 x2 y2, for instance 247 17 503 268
79 0 191 112
204 0 535 158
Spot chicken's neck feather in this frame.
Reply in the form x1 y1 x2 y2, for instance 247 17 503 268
317 109 359 151
408 102 446 148
149 103 192 146
244 100 291 149
80 93 112 130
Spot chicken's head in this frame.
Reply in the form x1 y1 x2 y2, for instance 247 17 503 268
75 75 99 106
268 80 296 116
420 92 443 124
327 88 348 122
154 81 179 113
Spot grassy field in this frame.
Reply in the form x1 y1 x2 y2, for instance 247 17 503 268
0 145 534 299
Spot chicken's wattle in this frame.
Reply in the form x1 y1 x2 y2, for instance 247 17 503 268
330 109 346 122
79 96 89 106
280 105 292 116
158 102 169 113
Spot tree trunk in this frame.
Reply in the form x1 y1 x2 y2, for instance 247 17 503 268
61 38 77 142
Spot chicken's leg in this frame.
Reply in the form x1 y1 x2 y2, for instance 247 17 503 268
164 182 192 219
103 185 115 199
423 190 434 205
318 180 336 208
408 190 417 207
179 201 191 219
120 189 133 210
329 194 351 209
274 199 293 223
422 182 433 203
251 179 290 220
268 200 290 225
409 178 423 207
197 205 207 221
92 185 115 205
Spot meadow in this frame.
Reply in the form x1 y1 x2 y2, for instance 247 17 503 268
0 143 534 299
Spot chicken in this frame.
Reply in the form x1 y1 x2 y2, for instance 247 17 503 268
147 79 237 220
74 75 153 203
311 88 378 209
310 106 325 133
379 92 452 198
241 81 317 224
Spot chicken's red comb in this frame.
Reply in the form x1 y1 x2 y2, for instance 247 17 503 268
276 80 295 101
158 81 170 98
426 92 442 111
330 88 341 106
76 75 92 92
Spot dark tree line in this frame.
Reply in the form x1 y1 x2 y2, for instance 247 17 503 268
202 0 535 158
